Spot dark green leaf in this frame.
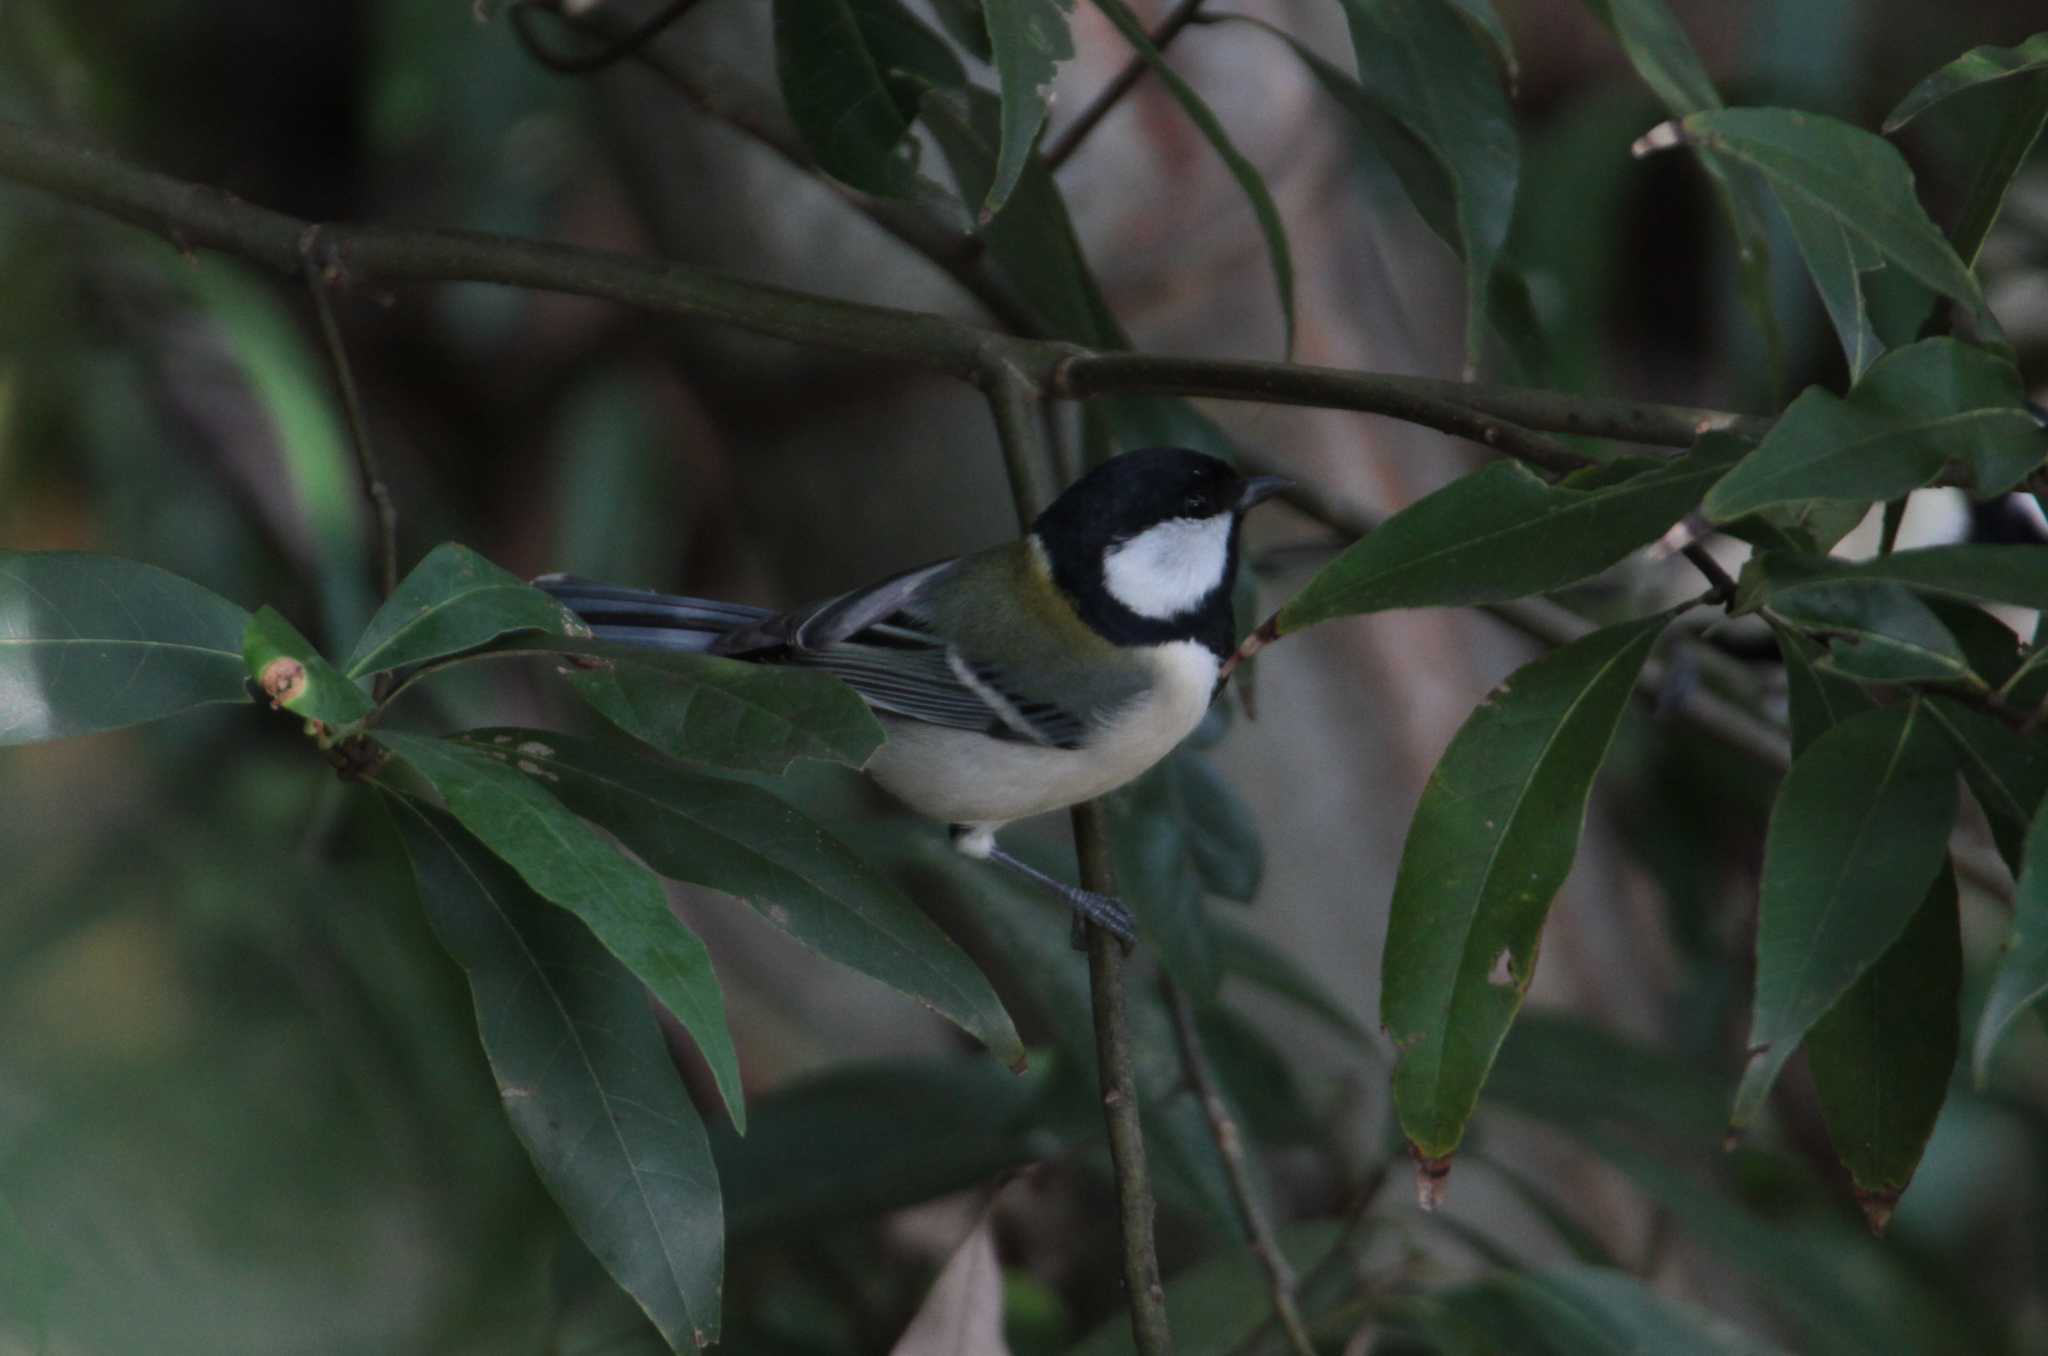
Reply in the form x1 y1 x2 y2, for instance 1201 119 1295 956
242 605 374 729
1750 575 1968 685
345 543 585 678
1088 0 1294 350
1341 0 1519 371
452 729 1025 1071
1108 761 1217 1000
1656 110 2004 348
1769 621 1873 758
1807 866 1959 1216
1384 612 1672 1157
375 731 746 1131
1279 438 1741 630
1705 340 2047 520
1748 542 2048 613
1212 915 1373 1045
1884 32 2048 131
385 797 724 1350
569 650 884 776
1448 0 1516 83
929 0 992 61
1777 191 1890 379
1925 698 2048 877
1171 748 1263 902
774 0 962 197
1426 1264 1790 1356
1067 1224 1345 1356
981 0 1073 216
1732 704 1958 1128
1975 791 2048 1084
1924 596 2025 689
712 1057 1056 1238
0 551 252 744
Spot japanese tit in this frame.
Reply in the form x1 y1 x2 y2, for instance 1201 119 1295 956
538 446 1288 940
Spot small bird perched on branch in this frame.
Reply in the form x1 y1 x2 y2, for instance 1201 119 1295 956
539 446 1287 940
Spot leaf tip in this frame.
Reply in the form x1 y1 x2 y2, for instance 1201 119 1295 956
1409 1142 1453 1212
1856 1187 1899 1238
1631 120 1687 158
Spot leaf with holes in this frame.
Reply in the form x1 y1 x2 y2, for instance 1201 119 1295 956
1384 611 1673 1158
0 552 252 745
242 606 373 729
386 796 724 1350
1731 704 1958 1130
981 0 1073 217
375 731 746 1131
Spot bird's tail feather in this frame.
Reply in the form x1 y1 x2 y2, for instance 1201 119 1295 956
534 575 773 654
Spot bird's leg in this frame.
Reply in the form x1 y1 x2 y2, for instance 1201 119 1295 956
951 825 1137 946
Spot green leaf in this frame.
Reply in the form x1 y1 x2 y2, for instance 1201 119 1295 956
1341 0 1519 371
345 542 586 678
1278 437 1741 630
1769 621 1872 759
0 551 253 744
375 731 746 1131
1212 916 1372 1045
1748 543 2048 614
1171 749 1263 902
1704 339 2048 520
1108 760 1217 999
1899 45 2048 270
1087 0 1295 350
1425 1264 1791 1356
1885 32 2048 130
1448 0 1516 84
1731 704 1958 1129
981 0 1073 217
452 729 1024 1071
1777 190 1890 379
1977 790 2048 1084
1806 866 1959 1222
929 0 992 61
241 606 374 729
1924 698 2048 877
1384 611 1672 1157
1750 580 1967 686
712 1056 1057 1238
385 796 723 1350
1489 1011 1727 1140
774 0 963 198
569 650 885 776
1655 109 2005 348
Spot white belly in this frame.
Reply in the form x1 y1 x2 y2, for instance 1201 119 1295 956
863 640 1220 827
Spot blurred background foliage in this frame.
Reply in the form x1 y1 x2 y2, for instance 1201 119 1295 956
3 1 2048 1353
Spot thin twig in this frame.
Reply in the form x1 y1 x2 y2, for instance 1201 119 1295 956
1043 0 1209 170
1075 801 1175 1356
298 225 399 600
1164 978 1314 1356
0 119 1765 453
507 0 705 75
984 359 1059 520
1679 542 1736 604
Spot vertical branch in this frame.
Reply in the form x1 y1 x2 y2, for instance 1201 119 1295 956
1164 978 1314 1356
299 226 399 600
1074 800 1174 1356
982 357 1173 1356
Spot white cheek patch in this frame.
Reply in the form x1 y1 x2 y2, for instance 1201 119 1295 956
1101 514 1233 620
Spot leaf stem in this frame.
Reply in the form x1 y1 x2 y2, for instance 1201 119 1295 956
1043 0 1209 171
1164 977 1313 1356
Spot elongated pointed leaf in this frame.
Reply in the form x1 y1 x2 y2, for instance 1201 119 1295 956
1807 866 1959 1227
1384 612 1672 1157
1651 110 2004 348
1278 438 1740 631
570 651 884 776
1744 561 1971 684
346 543 586 678
982 0 1072 217
385 796 723 1350
1341 0 1519 371
1778 192 1890 379
930 0 992 61
1887 34 2048 268
452 729 1024 1071
375 731 746 1130
1704 340 2047 520
1750 543 2048 613
1975 792 2048 1083
1925 698 2048 877
242 606 374 729
774 0 963 198
1770 622 1872 759
1731 704 1958 1129
1087 0 1294 350
0 552 253 744
1886 32 2048 130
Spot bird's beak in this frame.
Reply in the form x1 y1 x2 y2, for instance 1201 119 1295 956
1237 474 1292 511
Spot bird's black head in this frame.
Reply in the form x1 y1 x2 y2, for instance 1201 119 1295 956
1032 447 1288 656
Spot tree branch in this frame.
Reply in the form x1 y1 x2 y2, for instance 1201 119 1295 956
1043 0 1209 171
0 119 1763 464
299 226 399 601
1164 978 1313 1356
